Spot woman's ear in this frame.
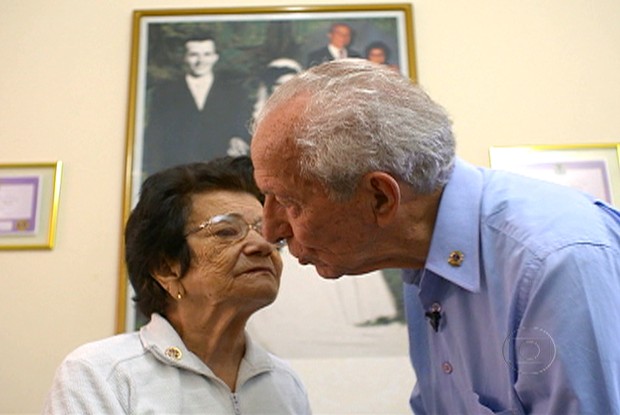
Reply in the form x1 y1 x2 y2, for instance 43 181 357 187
362 172 401 227
152 260 184 300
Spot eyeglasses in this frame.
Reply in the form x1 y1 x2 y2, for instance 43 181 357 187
184 213 286 249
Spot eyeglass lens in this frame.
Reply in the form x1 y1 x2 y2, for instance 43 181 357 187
208 214 259 241
194 213 285 249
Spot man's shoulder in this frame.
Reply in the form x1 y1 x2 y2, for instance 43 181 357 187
308 46 328 54
148 78 188 98
481 169 611 248
482 169 595 216
307 47 331 67
348 48 362 58
213 71 245 87
151 77 185 88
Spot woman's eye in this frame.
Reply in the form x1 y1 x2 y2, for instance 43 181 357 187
211 225 241 239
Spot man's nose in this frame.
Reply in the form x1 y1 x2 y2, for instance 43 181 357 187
262 195 292 243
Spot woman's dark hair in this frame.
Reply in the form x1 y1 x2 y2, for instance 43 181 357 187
364 40 391 62
124 156 262 318
261 66 300 95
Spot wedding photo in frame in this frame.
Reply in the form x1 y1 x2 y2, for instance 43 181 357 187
0 162 63 250
118 4 416 359
489 144 620 206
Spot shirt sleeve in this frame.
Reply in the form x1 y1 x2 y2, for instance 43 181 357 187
42 356 127 414
513 243 620 414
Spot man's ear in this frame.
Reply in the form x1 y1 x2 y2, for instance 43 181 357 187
361 172 401 227
151 259 183 300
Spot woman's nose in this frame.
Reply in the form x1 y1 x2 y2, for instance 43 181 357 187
243 228 278 255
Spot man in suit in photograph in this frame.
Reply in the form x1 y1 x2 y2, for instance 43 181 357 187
306 22 362 68
143 33 252 176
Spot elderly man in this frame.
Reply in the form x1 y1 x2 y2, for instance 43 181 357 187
250 58 620 414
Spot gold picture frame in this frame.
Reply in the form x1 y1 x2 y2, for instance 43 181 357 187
0 162 63 250
489 143 620 205
118 3 416 334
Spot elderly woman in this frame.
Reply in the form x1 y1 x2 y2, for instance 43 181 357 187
43 156 311 414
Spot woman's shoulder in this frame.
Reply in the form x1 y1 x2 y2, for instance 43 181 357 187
62 331 144 369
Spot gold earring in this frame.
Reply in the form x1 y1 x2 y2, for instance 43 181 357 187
176 292 182 300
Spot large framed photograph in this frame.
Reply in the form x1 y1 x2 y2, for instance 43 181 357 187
489 144 620 205
0 162 63 250
117 4 415 359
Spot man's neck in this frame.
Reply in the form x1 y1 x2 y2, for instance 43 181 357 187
328 44 345 59
185 73 214 110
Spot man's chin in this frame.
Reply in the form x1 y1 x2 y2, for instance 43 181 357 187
293 252 345 279
313 263 345 280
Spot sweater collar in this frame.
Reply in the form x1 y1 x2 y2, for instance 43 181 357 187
140 313 274 385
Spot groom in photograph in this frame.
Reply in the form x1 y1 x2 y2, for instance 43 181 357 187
143 33 251 175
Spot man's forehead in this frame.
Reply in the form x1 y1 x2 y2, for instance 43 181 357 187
253 146 298 186
252 103 303 158
251 92 312 186
254 166 321 203
261 94 304 125
332 24 351 33
185 39 215 51
253 146 314 200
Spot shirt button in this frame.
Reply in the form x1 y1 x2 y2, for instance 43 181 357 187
442 361 453 374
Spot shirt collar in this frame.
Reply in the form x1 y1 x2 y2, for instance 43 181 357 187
185 73 213 87
423 158 483 292
140 313 274 382
328 44 345 59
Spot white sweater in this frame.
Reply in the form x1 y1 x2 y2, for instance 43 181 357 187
42 313 311 414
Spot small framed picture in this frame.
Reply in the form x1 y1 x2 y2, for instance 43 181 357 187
489 144 620 205
0 162 63 250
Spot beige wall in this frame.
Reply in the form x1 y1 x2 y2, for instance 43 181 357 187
1 0 619 413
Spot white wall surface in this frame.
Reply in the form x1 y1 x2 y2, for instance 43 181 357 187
1 0 619 413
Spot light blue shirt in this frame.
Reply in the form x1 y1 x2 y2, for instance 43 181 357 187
403 158 620 414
